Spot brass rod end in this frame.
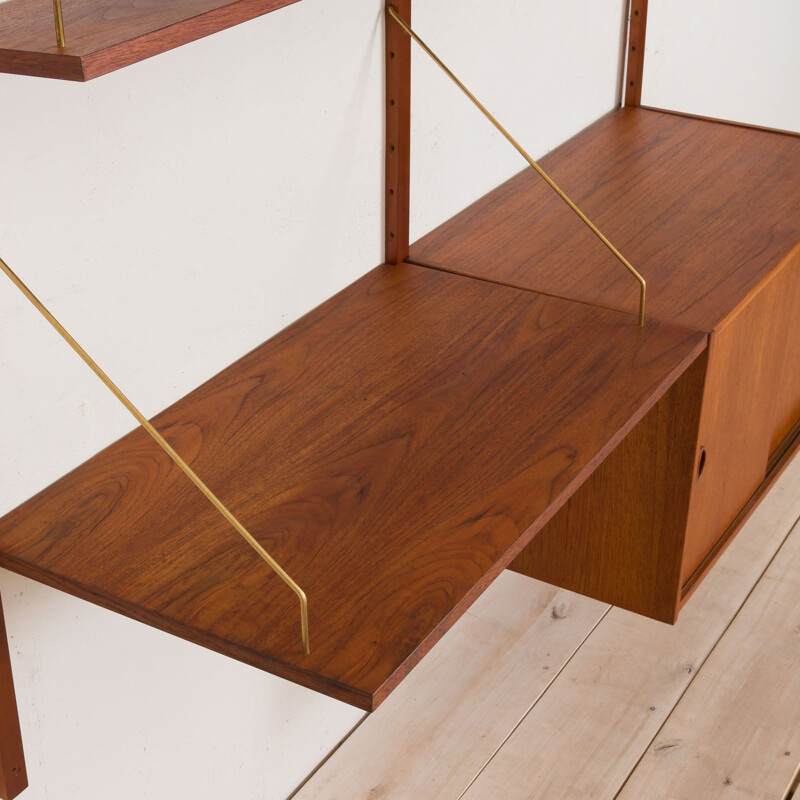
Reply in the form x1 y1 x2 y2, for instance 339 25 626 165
52 0 66 49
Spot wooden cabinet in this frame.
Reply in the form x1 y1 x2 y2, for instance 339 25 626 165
411 108 800 622
681 248 800 595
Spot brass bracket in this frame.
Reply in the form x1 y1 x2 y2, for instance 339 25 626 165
387 5 647 326
52 0 66 49
0 256 310 655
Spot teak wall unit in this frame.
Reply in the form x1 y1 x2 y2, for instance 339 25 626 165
0 1 798 797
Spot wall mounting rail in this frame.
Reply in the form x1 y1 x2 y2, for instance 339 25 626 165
0 597 26 800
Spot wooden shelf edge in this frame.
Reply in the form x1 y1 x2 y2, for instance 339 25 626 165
0 47 84 81
0 0 302 82
0 551 374 710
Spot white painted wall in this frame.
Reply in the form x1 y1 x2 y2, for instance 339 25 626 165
643 0 800 133
0 0 629 797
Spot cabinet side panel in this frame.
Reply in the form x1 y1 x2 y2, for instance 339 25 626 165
510 350 707 624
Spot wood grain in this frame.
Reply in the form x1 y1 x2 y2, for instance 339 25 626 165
682 418 800 604
511 348 707 623
384 0 411 264
619 517 800 798
680 251 800 586
295 572 607 800
624 0 648 106
462 452 800 800
0 0 301 81
0 264 705 710
0 593 27 800
410 107 800 603
409 107 800 332
770 246 800 453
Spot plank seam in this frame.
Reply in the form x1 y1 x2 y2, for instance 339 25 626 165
453 603 613 800
286 713 369 800
783 761 800 800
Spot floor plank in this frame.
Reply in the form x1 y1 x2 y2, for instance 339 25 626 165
617 520 800 797
293 571 607 800
459 453 800 799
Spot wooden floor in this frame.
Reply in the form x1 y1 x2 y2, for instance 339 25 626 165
294 451 800 800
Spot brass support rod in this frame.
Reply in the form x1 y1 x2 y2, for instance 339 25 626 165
52 0 66 49
0 256 310 655
387 5 647 326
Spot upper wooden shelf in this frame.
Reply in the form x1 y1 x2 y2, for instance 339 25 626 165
0 0 301 81
410 108 800 333
0 263 705 710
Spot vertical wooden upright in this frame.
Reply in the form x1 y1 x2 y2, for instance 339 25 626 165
385 0 412 264
624 0 648 106
0 592 26 800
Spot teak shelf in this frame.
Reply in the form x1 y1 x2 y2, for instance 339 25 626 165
0 263 706 710
1 0 799 797
0 0 301 81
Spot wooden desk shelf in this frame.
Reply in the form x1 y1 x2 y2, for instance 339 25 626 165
410 107 800 620
0 0 301 81
0 263 705 710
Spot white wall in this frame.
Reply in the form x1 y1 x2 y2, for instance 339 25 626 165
0 1 626 797
643 0 800 133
